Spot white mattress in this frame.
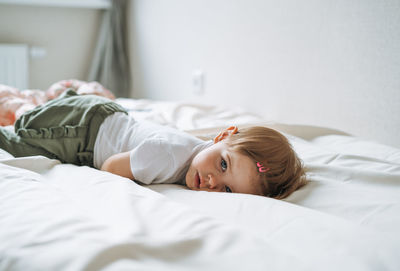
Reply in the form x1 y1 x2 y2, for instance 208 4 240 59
1 99 399 270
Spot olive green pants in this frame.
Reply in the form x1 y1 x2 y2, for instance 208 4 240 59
0 89 127 167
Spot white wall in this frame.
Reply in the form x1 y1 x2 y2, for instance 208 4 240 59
0 4 102 90
129 0 400 148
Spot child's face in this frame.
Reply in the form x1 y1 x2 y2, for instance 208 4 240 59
185 140 262 195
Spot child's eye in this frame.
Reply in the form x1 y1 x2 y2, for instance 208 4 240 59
221 159 227 171
225 186 232 193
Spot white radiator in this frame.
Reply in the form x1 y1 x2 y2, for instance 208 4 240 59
0 44 29 89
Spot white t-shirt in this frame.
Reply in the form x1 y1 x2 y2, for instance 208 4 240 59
93 112 212 185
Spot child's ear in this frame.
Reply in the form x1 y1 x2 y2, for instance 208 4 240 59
213 126 238 143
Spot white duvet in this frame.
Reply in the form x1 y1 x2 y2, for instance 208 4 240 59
1 99 400 270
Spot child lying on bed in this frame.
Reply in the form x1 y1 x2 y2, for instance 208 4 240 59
0 90 307 199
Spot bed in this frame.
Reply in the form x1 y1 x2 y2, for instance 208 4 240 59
1 96 400 271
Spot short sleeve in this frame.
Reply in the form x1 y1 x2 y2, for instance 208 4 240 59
129 138 174 184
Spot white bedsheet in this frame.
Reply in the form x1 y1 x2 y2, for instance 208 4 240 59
0 153 303 271
116 98 265 130
1 99 400 270
1 133 399 270
148 133 400 269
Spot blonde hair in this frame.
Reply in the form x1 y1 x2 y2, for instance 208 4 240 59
226 126 307 199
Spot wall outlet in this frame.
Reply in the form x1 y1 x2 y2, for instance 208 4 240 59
192 69 204 95
30 46 47 59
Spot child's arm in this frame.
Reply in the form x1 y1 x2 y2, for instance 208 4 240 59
101 151 135 180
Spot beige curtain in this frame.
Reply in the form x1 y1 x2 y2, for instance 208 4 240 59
88 0 130 97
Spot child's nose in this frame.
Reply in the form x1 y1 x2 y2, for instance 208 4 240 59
207 174 220 190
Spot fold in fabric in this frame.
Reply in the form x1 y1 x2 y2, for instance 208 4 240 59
88 0 131 98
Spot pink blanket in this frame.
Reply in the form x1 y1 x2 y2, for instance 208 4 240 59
0 80 115 126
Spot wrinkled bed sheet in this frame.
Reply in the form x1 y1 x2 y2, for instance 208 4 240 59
1 99 399 270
